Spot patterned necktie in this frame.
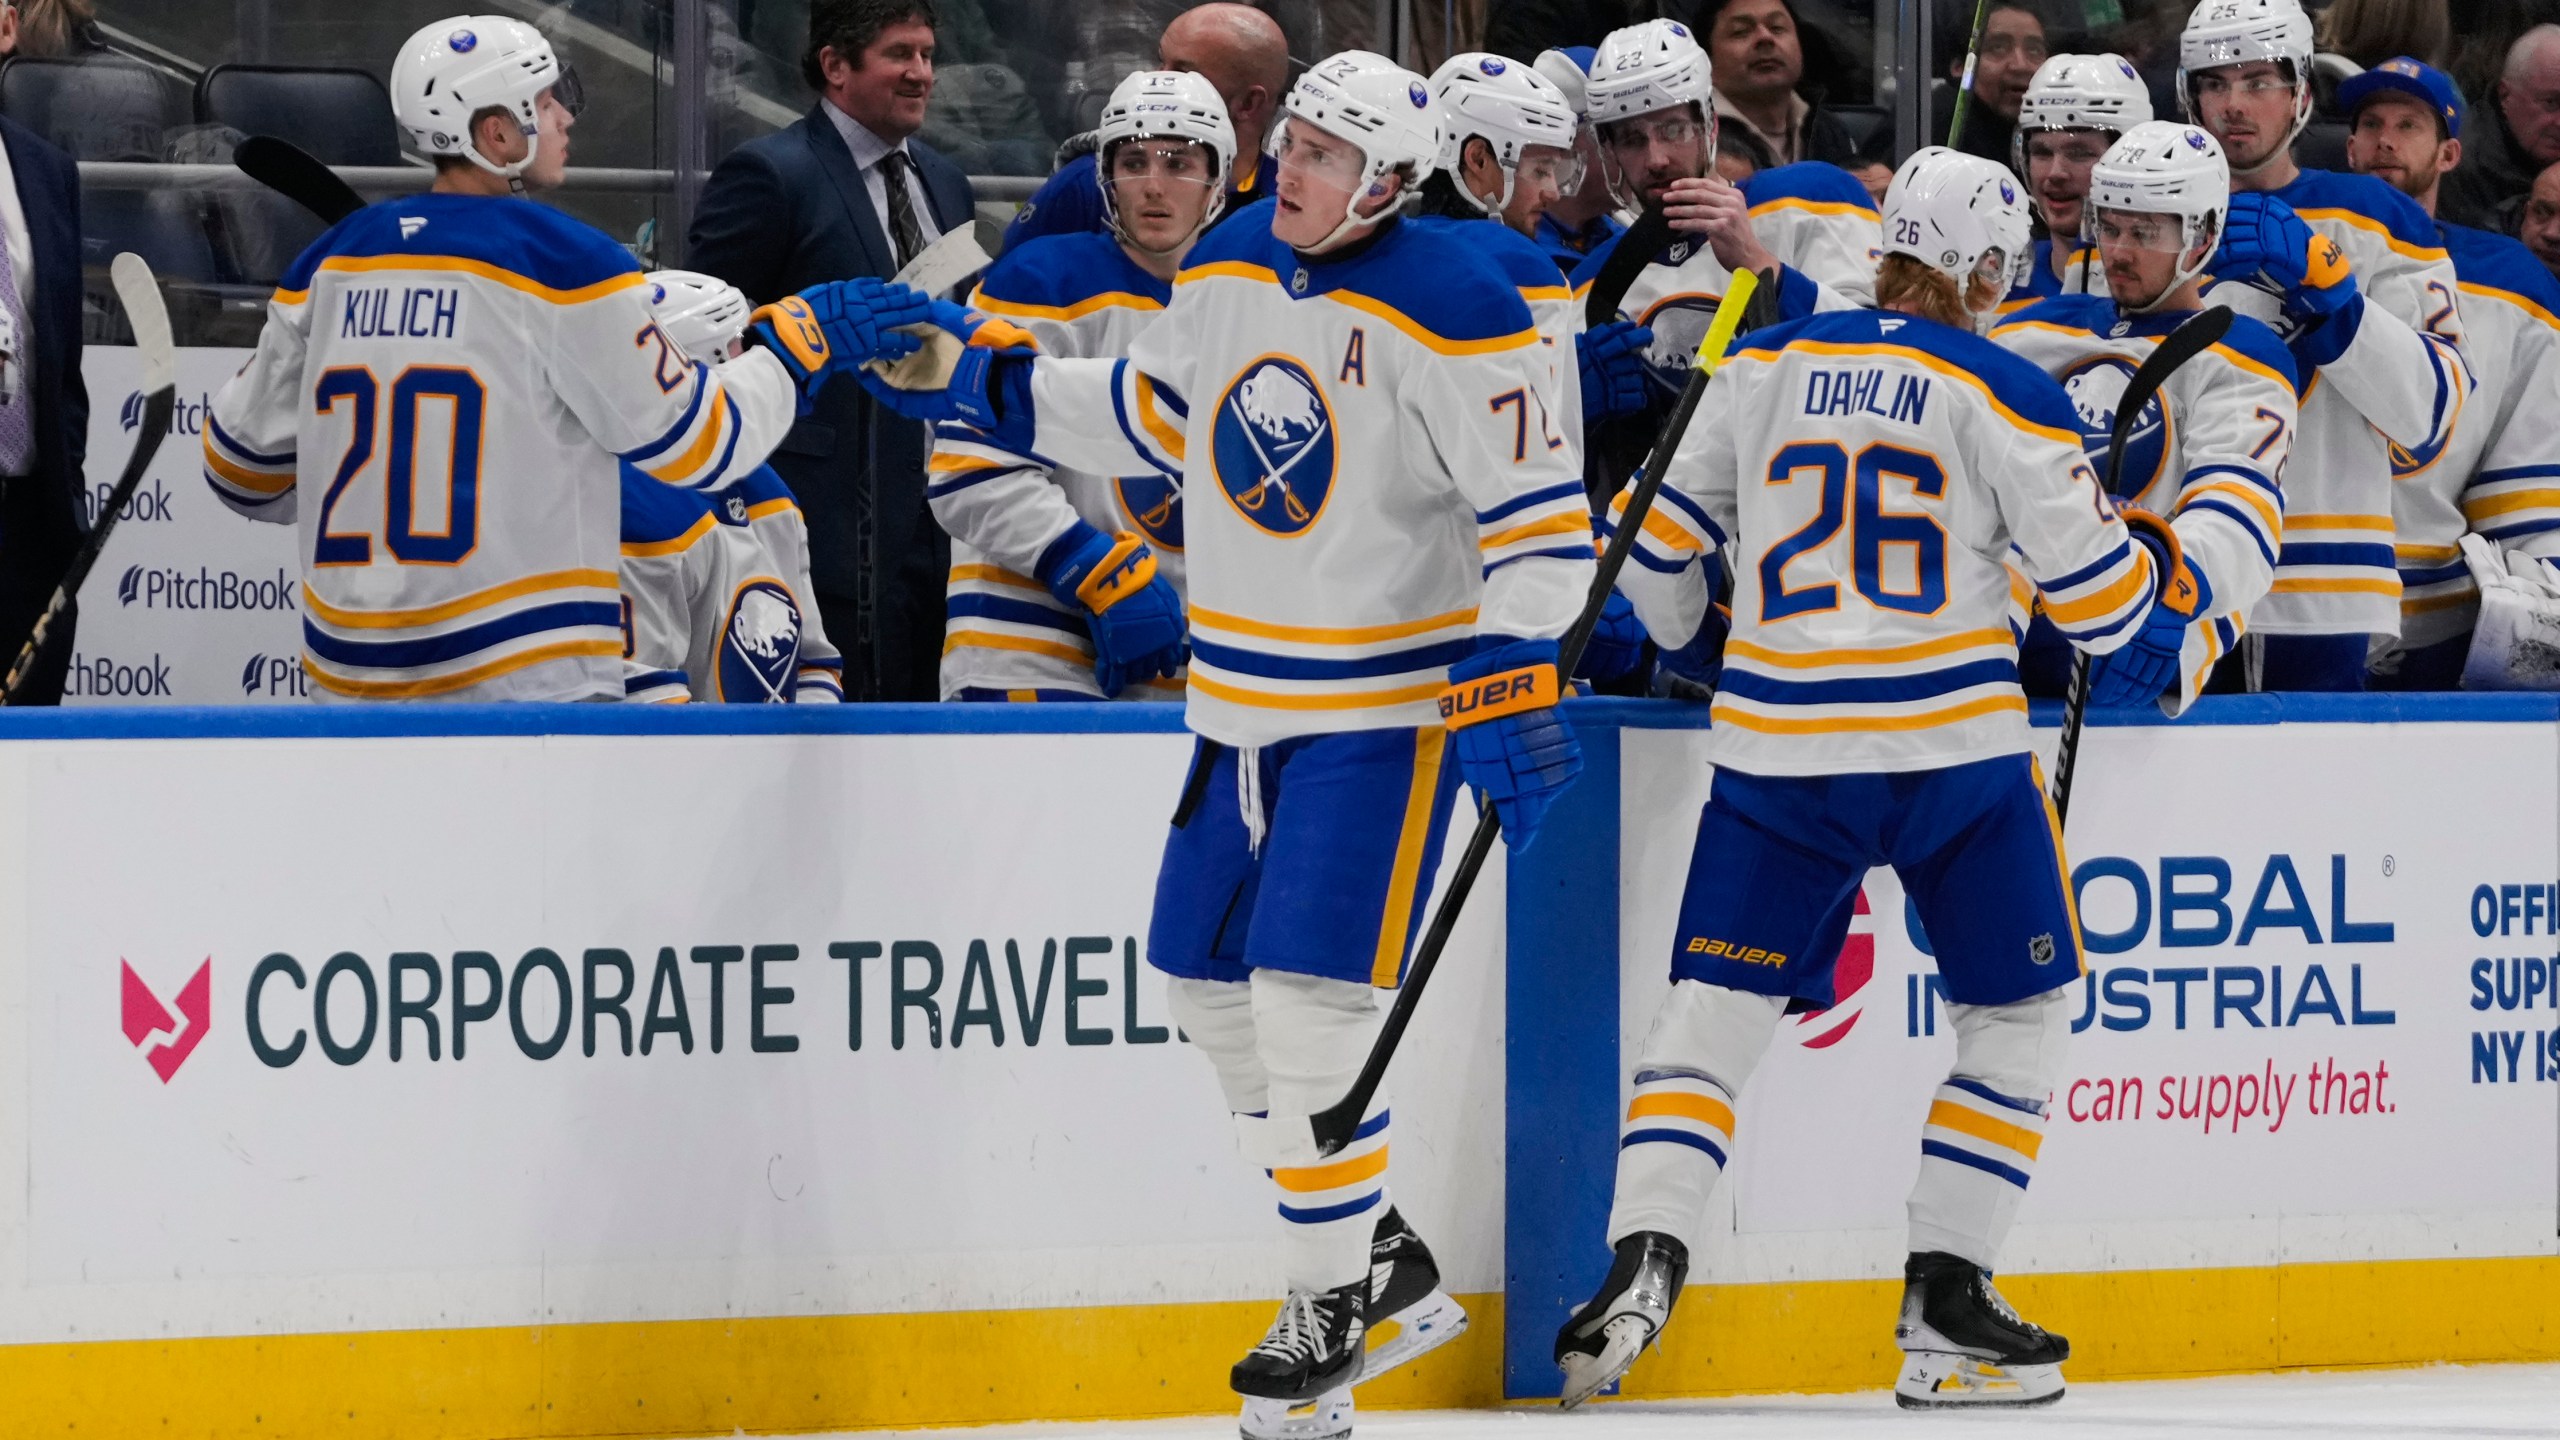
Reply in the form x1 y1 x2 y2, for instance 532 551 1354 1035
0 233 35 476
878 148 924 270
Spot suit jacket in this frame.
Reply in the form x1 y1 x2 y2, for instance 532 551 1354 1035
686 107 974 701
0 115 88 704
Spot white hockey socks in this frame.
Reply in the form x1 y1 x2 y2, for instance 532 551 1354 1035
1167 976 1271 1116
1254 969 1389 1293
1907 988 2070 1266
1606 981 1786 1252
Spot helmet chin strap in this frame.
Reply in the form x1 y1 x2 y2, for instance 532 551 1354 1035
2120 232 2219 316
466 119 540 192
1106 158 1230 259
1303 167 1404 255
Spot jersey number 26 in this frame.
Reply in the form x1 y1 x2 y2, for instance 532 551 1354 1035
1759 440 1948 621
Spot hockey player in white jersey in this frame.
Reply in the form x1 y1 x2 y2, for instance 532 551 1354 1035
202 15 923 701
2339 57 2560 688
1998 123 2299 713
929 69 1208 702
1559 149 2186 1411
2182 0 2471 690
2003 53 2152 312
846 50 1592 1439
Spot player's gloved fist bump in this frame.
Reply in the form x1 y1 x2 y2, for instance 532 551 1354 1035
858 344 1038 440
1036 521 1186 697
2215 194 2359 325
2087 507 2212 709
1578 321 1655 424
749 277 930 387
1440 637 1584 851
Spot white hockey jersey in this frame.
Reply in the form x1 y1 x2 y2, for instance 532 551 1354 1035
2390 222 2560 649
1996 297 2300 711
2204 171 2470 639
712 465 844 701
204 193 796 701
1999 237 2101 318
1571 163 1883 396
1620 310 2154 776
620 465 794 702
1419 212 1585 465
931 231 1187 701
1005 199 1594 745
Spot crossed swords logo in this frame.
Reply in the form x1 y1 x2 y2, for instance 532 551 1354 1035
1224 386 1328 527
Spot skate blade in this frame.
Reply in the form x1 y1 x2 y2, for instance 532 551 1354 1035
1359 1290 1468 1379
1557 1314 1654 1410
1893 1351 2065 1409
1240 1386 1352 1440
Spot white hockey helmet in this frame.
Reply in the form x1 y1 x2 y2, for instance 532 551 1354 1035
645 269 753 365
1097 69 1238 251
1277 50 1445 250
1430 52 1581 215
1585 19 1712 127
1532 46 1596 121
2085 121 2233 312
2178 0 2316 156
2018 54 2154 140
391 15 564 181
1883 147 2034 313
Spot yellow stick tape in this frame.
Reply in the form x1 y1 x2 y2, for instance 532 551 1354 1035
1696 266 1758 377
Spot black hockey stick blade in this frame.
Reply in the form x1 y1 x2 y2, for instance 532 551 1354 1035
2050 303 2236 823
5 255 174 703
236 134 367 225
1302 271 1763 1160
1583 204 1671 328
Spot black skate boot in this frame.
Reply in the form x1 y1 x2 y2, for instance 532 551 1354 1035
1234 1282 1366 1440
1893 1250 2070 1409
1552 1230 1689 1409
1360 1207 1469 1379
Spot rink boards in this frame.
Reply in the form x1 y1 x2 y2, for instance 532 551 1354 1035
0 696 2550 1435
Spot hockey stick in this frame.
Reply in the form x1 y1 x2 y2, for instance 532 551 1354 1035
1304 269 1763 1159
2048 303 2233 825
1583 204 1672 327
3 255 173 704
1944 0 1996 149
234 134 366 225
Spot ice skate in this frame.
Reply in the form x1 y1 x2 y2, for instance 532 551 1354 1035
1238 1385 1353 1440
1359 1206 1468 1378
1553 1230 1689 1408
1893 1250 2069 1408
1233 1282 1367 1402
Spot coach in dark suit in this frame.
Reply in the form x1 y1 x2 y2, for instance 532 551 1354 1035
688 0 973 702
0 113 86 705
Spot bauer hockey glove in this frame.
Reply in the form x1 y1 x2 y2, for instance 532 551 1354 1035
2086 507 2211 709
1578 320 1655 424
1036 521 1187 696
2215 194 2362 346
747 277 931 395
1441 637 1583 852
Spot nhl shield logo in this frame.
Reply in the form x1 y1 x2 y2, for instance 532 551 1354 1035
717 578 803 702
1213 357 1336 537
2059 355 2171 499
1116 472 1185 551
2030 933 2058 966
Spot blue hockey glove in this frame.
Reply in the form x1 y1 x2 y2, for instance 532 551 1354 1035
2086 507 2211 709
747 277 930 392
1650 600 1728 697
1036 522 1187 696
859 343 1039 439
1578 320 1656 424
2215 193 2360 330
1440 637 1583 851
1574 588 1649 685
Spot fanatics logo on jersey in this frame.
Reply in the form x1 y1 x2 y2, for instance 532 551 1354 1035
401 216 429 239
2060 355 2171 496
1115 472 1185 552
122 958 211 1083
1213 357 1336 537
718 579 804 703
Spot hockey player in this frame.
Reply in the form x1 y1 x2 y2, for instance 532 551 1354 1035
203 14 920 701
1560 148 2181 1411
2339 58 2560 688
931 69 1212 702
2003 53 2152 312
847 51 1592 1439
1998 123 2299 712
2181 0 2471 691
1526 47 1628 273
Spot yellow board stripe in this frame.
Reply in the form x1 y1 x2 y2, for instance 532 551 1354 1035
1273 1144 1391 1194
305 638 622 699
1726 628 2011 670
1189 605 1476 646
302 568 620 630
1712 692 2028 735
1626 1090 1736 1134
1927 1097 2045 1161
1370 727 1447 989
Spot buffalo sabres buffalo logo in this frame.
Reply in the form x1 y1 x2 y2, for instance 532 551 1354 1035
717 578 803 702
1117 473 1185 551
1635 294 1725 399
2059 355 2172 499
1213 357 1336 536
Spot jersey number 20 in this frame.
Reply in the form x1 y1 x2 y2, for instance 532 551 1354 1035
1759 440 1947 621
313 365 486 566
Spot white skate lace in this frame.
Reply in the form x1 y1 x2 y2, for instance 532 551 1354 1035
1250 1291 1331 1363
1978 1276 2032 1332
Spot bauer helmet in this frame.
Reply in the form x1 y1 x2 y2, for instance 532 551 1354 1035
1430 52 1582 215
391 16 570 181
1277 50 1445 251
1585 19 1712 127
645 269 753 365
2179 0 2316 158
1096 69 1237 252
1883 146 2034 306
2085 121 2232 313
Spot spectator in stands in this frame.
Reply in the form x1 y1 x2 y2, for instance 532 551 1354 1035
1697 0 1859 169
2317 0 2449 70
687 0 976 702
0 62 85 703
999 4 1287 250
1484 0 1652 64
2523 159 2560 278
2 0 105 59
1844 146 1893 204
2443 24 2560 233
1934 0 2049 163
